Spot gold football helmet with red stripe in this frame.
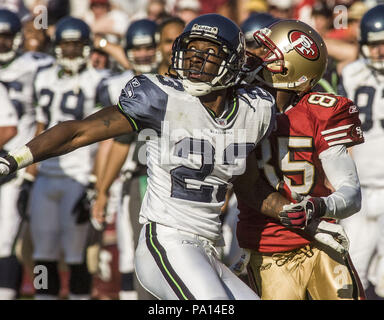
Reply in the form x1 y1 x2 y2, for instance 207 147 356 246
252 20 328 94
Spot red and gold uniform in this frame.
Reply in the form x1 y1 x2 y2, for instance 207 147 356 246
237 92 365 299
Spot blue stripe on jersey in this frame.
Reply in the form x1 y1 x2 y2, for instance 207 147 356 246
118 75 168 135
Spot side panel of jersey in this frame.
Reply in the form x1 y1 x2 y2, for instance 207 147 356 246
0 82 18 127
340 59 384 187
237 92 364 252
34 65 110 184
1 52 54 151
118 74 275 242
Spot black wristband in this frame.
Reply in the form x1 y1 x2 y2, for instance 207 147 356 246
306 197 327 221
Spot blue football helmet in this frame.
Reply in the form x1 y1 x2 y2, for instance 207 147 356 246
171 14 246 96
124 19 160 74
54 16 91 73
241 13 279 47
0 9 22 64
359 4 384 71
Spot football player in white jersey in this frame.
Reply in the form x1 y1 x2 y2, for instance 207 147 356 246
0 14 276 300
338 4 384 298
94 18 161 300
0 9 53 300
25 16 111 300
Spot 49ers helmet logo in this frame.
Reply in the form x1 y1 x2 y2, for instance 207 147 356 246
288 30 319 60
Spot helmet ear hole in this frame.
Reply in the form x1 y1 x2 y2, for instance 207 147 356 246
281 67 288 76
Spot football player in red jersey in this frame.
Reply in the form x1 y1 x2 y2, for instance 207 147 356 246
233 20 366 300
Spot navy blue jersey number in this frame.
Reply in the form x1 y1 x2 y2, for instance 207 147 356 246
354 86 384 132
1 80 24 118
171 138 255 203
38 88 85 126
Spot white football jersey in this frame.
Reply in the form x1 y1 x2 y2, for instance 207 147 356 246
1 52 54 151
118 74 275 242
0 82 17 128
34 64 111 185
340 58 384 187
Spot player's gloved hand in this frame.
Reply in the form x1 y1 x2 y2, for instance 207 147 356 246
229 249 251 276
304 219 349 255
16 173 35 220
278 197 327 229
72 177 97 224
0 153 17 176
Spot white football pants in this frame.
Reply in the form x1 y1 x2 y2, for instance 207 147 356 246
135 222 260 300
29 175 90 264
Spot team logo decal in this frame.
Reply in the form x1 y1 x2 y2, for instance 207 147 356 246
288 30 319 60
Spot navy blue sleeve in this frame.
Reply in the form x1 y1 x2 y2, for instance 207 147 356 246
117 75 168 134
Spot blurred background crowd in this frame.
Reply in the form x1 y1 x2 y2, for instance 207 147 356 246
0 0 383 300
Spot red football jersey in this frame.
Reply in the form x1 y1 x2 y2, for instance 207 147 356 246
237 92 364 253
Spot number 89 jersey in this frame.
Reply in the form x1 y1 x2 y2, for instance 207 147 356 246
34 64 111 185
237 92 364 253
117 74 275 243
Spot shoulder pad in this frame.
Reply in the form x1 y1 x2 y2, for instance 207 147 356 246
117 74 168 134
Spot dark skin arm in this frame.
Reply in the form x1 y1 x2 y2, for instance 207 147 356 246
26 106 133 163
233 150 289 219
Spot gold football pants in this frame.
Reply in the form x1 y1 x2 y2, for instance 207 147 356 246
247 243 365 300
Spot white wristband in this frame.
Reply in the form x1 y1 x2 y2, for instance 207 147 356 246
9 146 34 169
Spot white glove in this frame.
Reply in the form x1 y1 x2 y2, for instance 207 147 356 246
305 219 349 255
230 249 251 276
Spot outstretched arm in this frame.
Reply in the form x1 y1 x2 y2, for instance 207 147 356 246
0 106 133 174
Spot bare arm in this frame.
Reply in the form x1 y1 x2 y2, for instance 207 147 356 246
26 106 132 164
93 139 130 224
0 126 17 150
24 122 46 178
94 36 131 70
233 151 290 219
93 138 114 186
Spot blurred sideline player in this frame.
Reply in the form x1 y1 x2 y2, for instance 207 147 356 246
157 17 185 76
0 9 53 300
338 4 384 298
234 20 365 299
26 16 111 300
93 18 162 300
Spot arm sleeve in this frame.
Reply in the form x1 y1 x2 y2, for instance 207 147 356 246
117 75 168 134
319 144 361 219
